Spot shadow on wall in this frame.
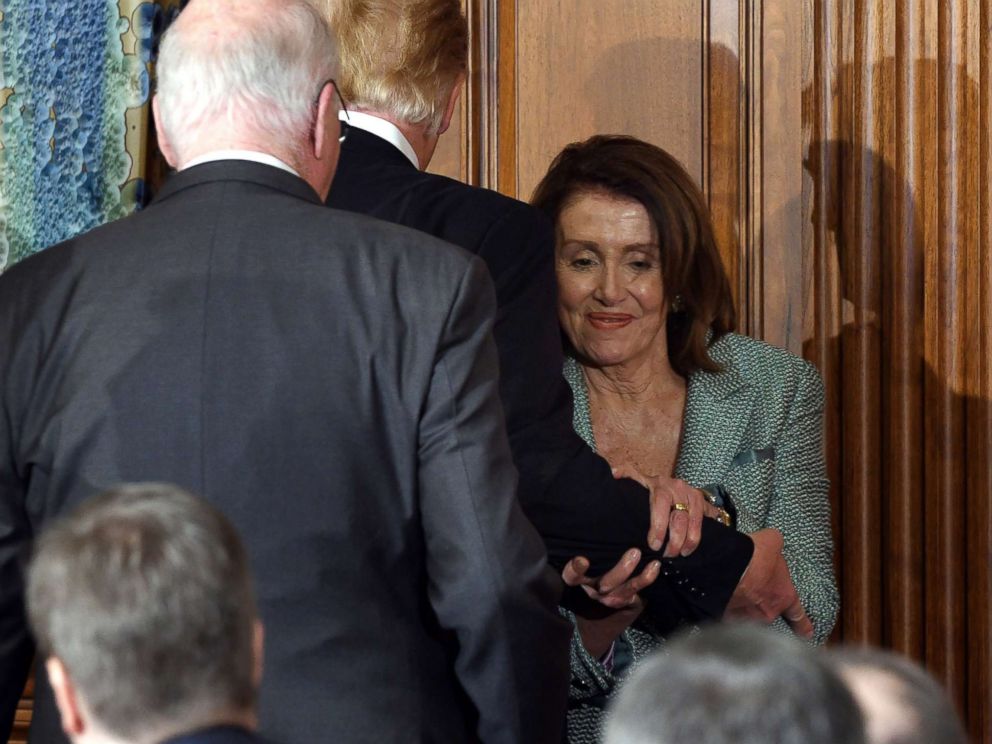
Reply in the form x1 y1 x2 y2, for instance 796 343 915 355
801 56 988 726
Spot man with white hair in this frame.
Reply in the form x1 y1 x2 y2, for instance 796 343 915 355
0 1 570 742
27 484 270 744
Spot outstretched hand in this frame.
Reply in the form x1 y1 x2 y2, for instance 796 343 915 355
562 549 660 658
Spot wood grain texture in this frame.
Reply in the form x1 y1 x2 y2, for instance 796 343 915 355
703 0 745 316
513 0 703 201
9 676 32 744
923 0 969 705
884 0 925 661
967 1 992 735
425 1 468 181
803 0 988 737
755 0 805 351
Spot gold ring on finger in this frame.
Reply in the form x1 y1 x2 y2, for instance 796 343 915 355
672 502 690 512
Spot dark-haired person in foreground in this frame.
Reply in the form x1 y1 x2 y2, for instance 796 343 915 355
27 484 272 744
0 0 569 741
322 0 804 642
604 624 866 744
828 647 968 744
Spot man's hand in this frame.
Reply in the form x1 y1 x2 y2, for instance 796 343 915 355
724 527 813 639
562 549 660 609
562 550 660 657
611 465 723 557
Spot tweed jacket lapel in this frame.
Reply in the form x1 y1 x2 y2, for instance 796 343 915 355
673 339 751 485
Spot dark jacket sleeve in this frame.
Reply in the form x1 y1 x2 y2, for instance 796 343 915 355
477 205 754 629
0 274 37 741
417 256 570 744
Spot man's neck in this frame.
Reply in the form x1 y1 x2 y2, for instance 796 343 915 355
178 136 298 171
182 149 299 176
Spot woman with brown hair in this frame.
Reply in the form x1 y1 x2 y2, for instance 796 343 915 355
532 135 838 742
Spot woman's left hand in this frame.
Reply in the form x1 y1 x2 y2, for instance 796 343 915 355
611 465 725 557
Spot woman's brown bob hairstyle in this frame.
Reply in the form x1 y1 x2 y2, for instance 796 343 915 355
531 134 736 377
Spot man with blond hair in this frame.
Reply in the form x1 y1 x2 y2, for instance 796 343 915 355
0 0 570 742
325 0 807 657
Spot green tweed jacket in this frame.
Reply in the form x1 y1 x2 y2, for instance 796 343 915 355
562 332 839 743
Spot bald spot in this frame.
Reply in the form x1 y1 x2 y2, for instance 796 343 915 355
840 666 917 744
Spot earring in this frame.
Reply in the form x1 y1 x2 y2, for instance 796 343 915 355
671 294 684 312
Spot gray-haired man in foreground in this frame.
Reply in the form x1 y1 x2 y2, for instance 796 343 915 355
27 483 269 744
604 624 866 744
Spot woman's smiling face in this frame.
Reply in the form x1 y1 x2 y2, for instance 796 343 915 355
555 191 667 369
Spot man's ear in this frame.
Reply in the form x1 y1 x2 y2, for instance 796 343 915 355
437 73 465 136
46 657 87 738
312 80 339 162
152 96 179 169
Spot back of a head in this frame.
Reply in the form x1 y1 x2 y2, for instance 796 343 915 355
604 623 866 744
27 483 258 742
155 0 338 163
326 0 467 131
829 647 969 744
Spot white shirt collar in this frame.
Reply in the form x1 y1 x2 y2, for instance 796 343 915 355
342 111 420 169
182 149 300 176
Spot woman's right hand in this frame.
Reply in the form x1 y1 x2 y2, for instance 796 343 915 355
562 549 660 658
610 465 726 557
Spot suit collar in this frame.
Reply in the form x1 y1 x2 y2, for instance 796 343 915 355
341 126 419 171
152 160 323 207
344 111 420 168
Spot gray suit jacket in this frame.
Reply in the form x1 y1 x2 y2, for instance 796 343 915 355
0 161 570 743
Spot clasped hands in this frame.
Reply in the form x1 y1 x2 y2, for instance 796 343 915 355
563 468 813 644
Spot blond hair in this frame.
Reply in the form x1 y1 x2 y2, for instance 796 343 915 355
325 0 467 131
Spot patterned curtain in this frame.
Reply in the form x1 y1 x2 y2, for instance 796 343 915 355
0 0 185 274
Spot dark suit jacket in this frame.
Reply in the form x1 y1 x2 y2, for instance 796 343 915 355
160 725 275 744
0 161 570 743
328 128 755 631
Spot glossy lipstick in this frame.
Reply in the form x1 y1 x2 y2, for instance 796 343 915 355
587 312 634 330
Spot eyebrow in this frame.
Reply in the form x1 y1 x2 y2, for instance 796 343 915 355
559 239 660 253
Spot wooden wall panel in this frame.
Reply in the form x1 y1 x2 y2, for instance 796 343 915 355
8 677 31 744
750 0 805 351
426 97 467 182
969 1 992 734
425 0 469 182
803 0 990 737
513 0 703 201
703 1 745 312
